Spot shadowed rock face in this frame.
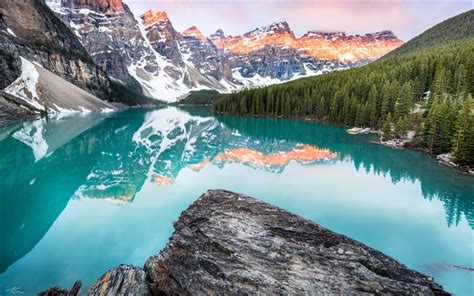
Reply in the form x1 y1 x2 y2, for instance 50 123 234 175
0 0 110 98
39 190 449 295
0 91 41 126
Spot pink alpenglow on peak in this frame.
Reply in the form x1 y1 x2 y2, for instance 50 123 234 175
142 10 169 26
183 26 207 43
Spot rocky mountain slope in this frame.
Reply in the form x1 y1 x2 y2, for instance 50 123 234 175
0 0 403 110
0 0 110 97
47 0 403 102
39 190 448 295
0 0 120 119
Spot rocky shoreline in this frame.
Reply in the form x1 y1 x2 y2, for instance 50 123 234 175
39 190 449 295
374 137 474 176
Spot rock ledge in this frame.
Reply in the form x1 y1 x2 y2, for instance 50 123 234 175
40 189 450 295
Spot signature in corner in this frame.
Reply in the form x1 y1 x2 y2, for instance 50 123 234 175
5 287 24 295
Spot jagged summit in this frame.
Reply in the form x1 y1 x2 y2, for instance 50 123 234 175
368 30 398 39
246 20 294 37
60 0 124 13
141 10 169 26
302 31 347 38
211 28 226 38
182 25 207 43
301 30 397 39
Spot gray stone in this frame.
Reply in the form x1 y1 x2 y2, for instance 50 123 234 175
88 265 150 296
43 190 450 295
144 189 449 295
37 281 81 296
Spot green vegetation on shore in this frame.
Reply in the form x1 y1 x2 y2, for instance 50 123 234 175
214 10 474 164
175 90 223 106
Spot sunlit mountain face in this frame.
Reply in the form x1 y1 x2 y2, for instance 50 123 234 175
209 22 403 63
46 0 403 102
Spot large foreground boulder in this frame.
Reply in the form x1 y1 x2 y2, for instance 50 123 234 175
40 189 449 295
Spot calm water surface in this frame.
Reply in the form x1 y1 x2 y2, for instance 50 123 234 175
0 107 473 295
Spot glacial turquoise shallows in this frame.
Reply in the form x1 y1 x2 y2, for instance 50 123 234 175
0 107 473 295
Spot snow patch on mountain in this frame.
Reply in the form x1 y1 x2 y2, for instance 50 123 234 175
129 19 212 102
4 57 44 111
6 27 17 37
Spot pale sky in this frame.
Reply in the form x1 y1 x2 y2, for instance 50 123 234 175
124 1 473 41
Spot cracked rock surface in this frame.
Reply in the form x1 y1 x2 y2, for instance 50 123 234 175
40 189 450 295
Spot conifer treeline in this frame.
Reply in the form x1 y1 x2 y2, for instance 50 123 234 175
214 20 474 164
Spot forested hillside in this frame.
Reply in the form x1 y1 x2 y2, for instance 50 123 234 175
214 10 474 165
383 9 474 57
175 90 223 105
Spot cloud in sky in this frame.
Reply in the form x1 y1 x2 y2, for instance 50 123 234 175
124 1 472 41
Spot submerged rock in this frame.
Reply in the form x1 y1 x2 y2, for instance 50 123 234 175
40 189 449 295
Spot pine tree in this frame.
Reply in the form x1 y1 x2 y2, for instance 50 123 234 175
452 95 474 164
367 84 378 126
431 67 447 98
424 98 451 154
382 113 393 141
395 116 409 138
465 58 474 96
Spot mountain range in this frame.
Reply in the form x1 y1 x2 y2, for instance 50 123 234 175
58 1 401 102
0 0 403 118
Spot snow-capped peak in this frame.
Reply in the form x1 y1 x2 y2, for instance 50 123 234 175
368 30 397 40
245 21 293 37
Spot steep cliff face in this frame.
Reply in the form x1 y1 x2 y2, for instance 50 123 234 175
0 0 124 119
180 25 233 81
141 10 182 65
0 0 110 98
212 26 403 63
54 1 159 87
134 10 234 99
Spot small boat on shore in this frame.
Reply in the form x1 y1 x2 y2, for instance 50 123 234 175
346 127 371 135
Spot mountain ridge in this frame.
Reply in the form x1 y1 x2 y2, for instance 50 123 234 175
383 9 474 58
45 0 403 102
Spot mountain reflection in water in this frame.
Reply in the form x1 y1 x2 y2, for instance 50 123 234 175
213 146 337 169
0 106 472 295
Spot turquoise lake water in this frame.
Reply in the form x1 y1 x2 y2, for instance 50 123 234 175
0 107 473 295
